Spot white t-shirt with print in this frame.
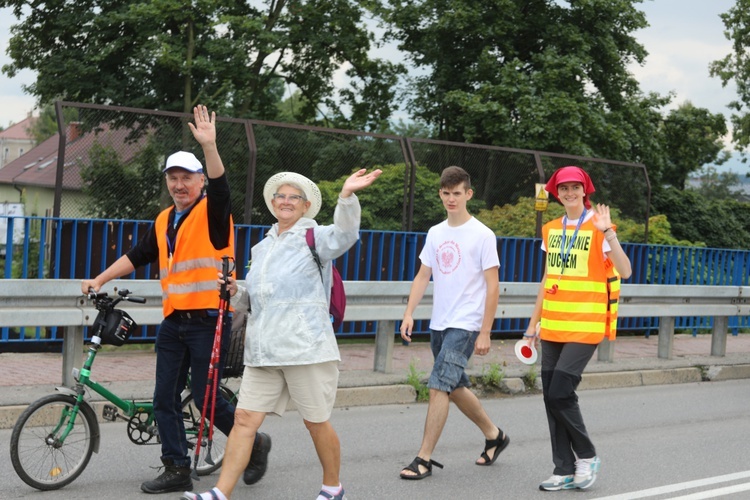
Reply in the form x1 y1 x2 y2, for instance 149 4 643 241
420 216 500 331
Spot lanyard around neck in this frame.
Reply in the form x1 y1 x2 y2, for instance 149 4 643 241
166 193 204 258
559 209 586 275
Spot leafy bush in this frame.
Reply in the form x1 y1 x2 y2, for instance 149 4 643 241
475 196 703 245
652 187 750 249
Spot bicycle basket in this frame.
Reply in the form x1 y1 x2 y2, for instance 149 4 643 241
223 312 246 378
94 309 137 346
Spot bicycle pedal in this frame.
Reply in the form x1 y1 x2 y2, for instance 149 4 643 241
102 404 118 421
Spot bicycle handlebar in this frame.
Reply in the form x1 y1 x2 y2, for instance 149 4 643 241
86 288 106 301
85 288 147 306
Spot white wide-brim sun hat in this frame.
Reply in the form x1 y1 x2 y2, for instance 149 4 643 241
263 171 323 219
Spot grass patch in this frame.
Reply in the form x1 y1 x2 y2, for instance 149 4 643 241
405 358 430 402
523 364 539 390
479 362 505 389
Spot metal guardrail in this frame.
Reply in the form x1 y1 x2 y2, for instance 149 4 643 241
1 280 748 385
4 215 750 336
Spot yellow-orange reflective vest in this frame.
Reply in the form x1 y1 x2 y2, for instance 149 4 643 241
540 217 620 344
154 198 234 318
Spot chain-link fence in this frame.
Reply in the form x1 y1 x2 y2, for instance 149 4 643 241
405 139 650 235
51 101 649 236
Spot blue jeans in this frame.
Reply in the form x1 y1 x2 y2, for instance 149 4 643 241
428 328 479 393
153 314 235 467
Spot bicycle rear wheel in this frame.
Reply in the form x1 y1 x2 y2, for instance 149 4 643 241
10 393 98 490
181 385 233 476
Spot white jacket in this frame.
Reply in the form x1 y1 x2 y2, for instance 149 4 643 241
233 194 360 366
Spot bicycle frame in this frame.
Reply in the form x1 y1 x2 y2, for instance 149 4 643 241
53 322 235 449
83 342 154 410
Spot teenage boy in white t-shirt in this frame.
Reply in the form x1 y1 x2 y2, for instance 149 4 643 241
398 166 510 481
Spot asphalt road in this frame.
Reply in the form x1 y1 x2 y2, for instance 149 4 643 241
2 379 749 499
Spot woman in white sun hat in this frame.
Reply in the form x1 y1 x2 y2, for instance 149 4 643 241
183 168 381 500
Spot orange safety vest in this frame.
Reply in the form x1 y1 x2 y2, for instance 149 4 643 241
154 198 234 318
540 217 620 344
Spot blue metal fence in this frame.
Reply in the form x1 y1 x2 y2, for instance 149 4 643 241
2 215 749 345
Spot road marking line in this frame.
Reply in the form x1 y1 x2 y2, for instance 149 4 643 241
593 470 750 500
669 482 750 500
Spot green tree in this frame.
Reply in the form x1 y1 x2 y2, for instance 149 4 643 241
25 104 80 144
27 105 57 144
660 103 728 189
652 187 750 249
388 118 433 139
709 0 750 155
275 89 311 125
81 141 164 220
377 0 670 179
1 0 404 129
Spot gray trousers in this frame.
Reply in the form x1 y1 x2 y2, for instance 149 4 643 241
541 340 598 476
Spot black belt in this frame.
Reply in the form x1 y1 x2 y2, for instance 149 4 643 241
171 309 212 319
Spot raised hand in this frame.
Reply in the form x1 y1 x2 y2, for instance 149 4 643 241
592 203 613 233
188 105 216 147
341 168 383 198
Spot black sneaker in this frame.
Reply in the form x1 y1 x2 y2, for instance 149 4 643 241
141 459 193 494
243 432 272 485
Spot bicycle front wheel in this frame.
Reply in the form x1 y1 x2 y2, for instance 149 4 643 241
181 387 233 476
10 393 98 490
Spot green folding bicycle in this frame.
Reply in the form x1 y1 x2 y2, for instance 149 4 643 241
9 289 236 491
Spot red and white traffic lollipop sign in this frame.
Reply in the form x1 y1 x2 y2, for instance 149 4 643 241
515 340 538 365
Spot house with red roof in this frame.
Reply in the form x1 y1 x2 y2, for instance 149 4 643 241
0 114 36 171
0 121 151 217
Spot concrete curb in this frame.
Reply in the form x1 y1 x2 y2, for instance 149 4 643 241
579 367 704 390
335 385 417 408
3 364 750 430
705 363 750 381
0 405 27 430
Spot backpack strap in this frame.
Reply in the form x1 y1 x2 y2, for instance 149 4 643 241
305 228 324 281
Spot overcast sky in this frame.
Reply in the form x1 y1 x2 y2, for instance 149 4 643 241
0 0 741 168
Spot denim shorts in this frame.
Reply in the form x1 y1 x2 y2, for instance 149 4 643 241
428 327 479 393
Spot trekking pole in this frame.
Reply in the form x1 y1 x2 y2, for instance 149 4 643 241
205 255 232 465
191 255 232 479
